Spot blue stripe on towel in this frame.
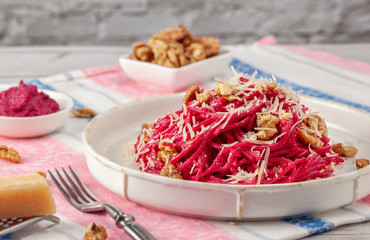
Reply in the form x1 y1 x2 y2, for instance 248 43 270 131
284 216 335 235
74 82 121 106
64 72 74 81
25 79 119 110
26 79 56 91
230 58 370 113
0 234 21 240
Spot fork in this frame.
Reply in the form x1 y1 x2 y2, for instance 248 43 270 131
48 166 155 240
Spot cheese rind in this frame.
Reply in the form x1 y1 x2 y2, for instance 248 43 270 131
0 173 56 219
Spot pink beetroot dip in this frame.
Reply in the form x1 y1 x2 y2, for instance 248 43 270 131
0 81 60 117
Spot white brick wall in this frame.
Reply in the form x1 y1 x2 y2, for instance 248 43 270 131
0 0 369 46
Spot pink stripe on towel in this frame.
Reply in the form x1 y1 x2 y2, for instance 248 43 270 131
258 35 370 75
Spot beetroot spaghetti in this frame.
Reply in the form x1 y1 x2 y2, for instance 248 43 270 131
134 71 344 184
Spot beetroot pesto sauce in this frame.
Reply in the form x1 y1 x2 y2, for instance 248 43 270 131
0 81 60 117
134 73 344 185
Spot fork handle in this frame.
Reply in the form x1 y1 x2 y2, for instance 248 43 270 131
103 204 156 240
118 221 156 240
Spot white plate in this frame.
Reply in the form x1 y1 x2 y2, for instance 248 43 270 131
0 85 73 138
119 48 232 92
83 94 370 220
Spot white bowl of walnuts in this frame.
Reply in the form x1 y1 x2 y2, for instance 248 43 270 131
119 24 232 92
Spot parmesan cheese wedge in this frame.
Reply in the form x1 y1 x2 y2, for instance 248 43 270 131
0 172 56 219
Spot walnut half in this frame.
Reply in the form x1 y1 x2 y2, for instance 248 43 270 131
157 139 178 163
298 115 328 149
0 145 21 163
215 82 233 96
356 158 370 169
160 164 182 179
332 143 358 158
298 129 323 149
72 108 96 118
197 91 211 103
183 85 200 105
256 114 279 140
131 42 153 62
84 223 108 240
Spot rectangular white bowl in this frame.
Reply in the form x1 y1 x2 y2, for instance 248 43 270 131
119 48 232 92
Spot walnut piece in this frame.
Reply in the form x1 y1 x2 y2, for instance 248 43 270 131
167 43 189 67
150 40 189 68
183 85 200 105
215 81 239 101
298 115 328 148
0 145 21 163
131 42 153 62
215 82 233 96
160 164 182 179
356 158 370 169
84 223 108 240
72 108 96 118
256 114 280 140
302 115 328 137
267 82 278 90
332 143 358 157
281 112 292 120
186 43 206 62
195 37 220 58
141 122 154 142
197 91 211 103
148 35 169 59
141 122 154 130
157 139 178 163
298 130 323 148
160 24 189 42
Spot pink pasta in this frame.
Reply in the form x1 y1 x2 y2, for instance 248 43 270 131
134 72 343 184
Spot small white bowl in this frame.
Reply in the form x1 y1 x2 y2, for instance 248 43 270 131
0 89 74 138
119 48 233 92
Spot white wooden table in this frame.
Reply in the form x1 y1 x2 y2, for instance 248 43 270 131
0 44 370 240
0 44 370 83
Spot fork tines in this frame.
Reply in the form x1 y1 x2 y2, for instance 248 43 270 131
48 166 100 208
49 167 156 239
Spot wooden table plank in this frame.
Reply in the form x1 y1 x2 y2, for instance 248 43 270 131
0 46 129 82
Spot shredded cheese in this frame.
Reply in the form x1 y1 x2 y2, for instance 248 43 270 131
257 147 271 185
187 122 196 139
224 167 258 183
